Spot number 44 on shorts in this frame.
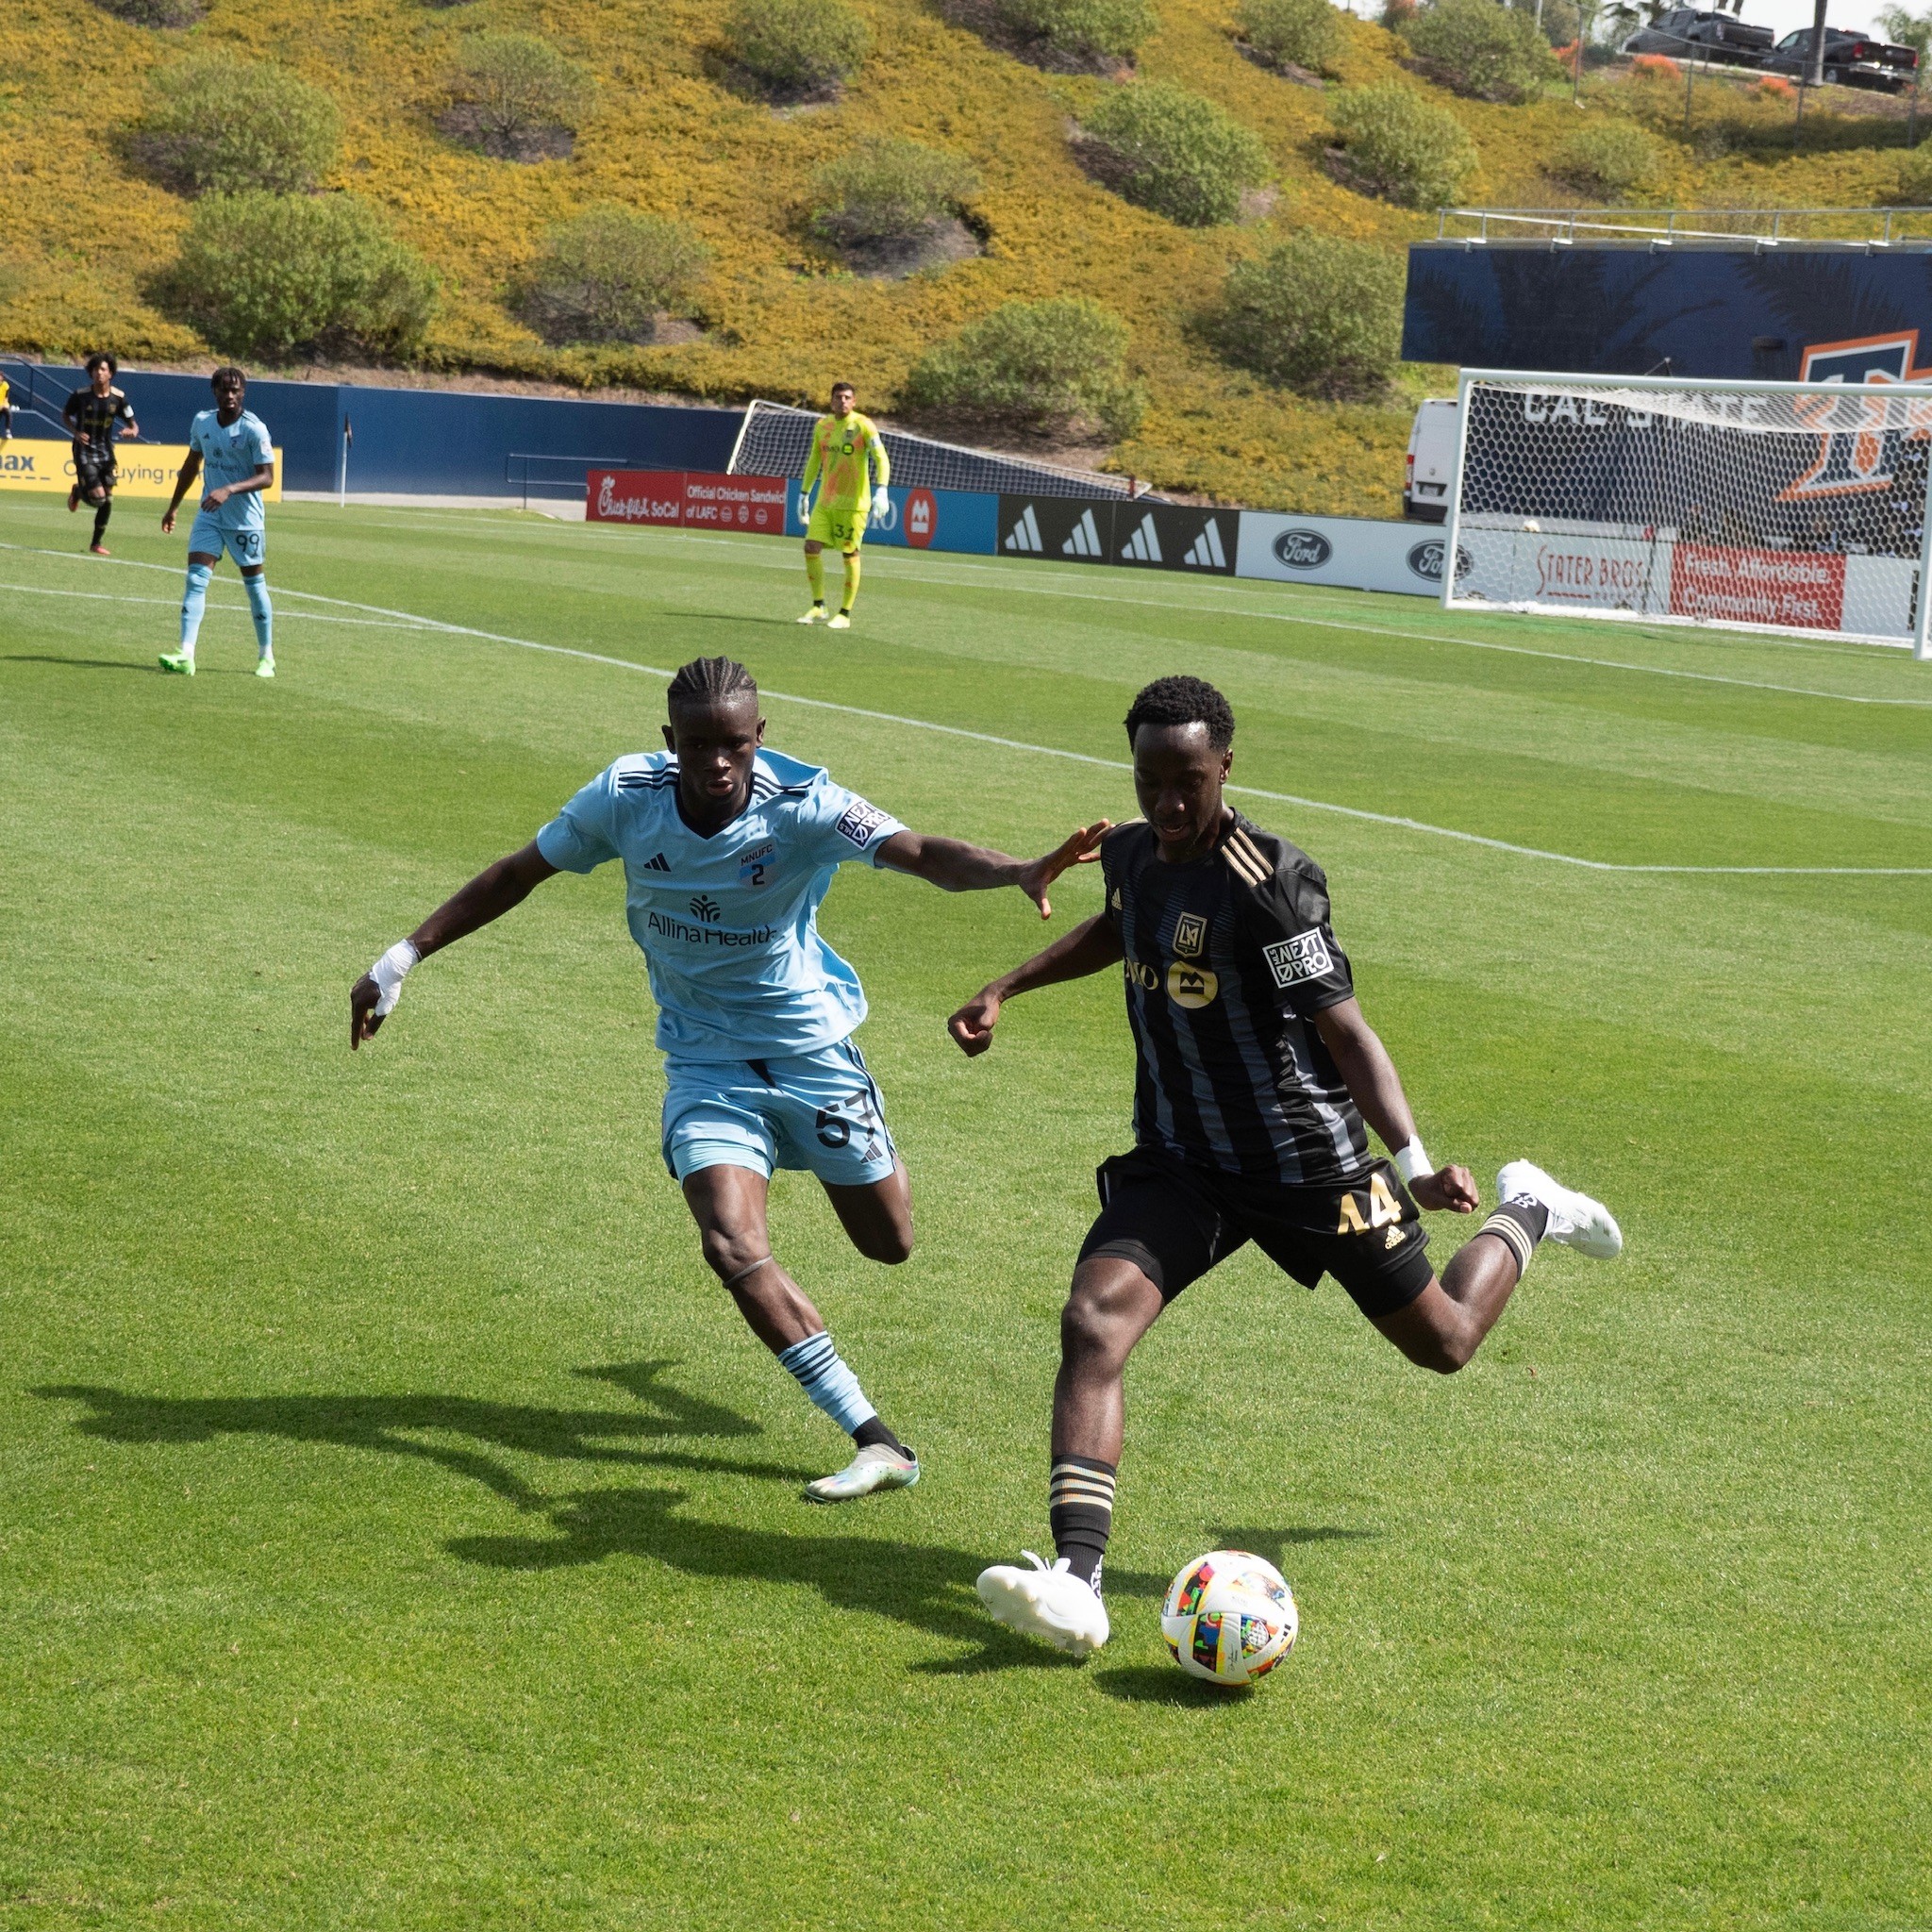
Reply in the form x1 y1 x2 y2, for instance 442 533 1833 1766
1337 1171 1404 1236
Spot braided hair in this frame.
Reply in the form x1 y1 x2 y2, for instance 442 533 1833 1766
1123 675 1235 751
667 656 758 712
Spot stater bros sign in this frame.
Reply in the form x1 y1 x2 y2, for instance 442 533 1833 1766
587 470 787 529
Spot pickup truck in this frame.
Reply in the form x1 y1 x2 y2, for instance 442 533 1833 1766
1619 8 1774 63
1758 25 1920 91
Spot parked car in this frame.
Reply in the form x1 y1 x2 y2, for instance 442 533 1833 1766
1405 398 1457 523
1758 25 1919 91
1619 8 1774 63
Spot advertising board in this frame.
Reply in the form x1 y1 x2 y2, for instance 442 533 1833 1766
1234 512 1466 596
586 470 787 529
783 484 998 555
0 439 283 499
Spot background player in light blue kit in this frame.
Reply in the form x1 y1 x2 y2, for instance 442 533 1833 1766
159 366 276 679
348 656 1108 1502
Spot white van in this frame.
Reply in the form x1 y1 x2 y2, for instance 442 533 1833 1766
1405 396 1457 523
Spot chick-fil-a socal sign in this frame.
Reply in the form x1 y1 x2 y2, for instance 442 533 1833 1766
587 470 787 529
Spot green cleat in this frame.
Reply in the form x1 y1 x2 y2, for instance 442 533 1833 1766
158 653 195 676
255 656 275 679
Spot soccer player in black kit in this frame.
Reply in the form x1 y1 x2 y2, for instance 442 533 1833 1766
64 353 140 557
950 676 1623 1657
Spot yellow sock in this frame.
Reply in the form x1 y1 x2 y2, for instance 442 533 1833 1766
841 550 861 611
806 550 825 603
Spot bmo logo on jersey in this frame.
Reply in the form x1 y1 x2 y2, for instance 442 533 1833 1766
1264 930 1332 988
836 801 891 846
1166 962 1219 1008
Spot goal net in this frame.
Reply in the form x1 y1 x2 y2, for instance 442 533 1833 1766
725 400 1155 501
1442 369 1932 655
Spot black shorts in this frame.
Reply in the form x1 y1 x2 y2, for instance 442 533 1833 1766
1077 1145 1435 1321
73 443 115 496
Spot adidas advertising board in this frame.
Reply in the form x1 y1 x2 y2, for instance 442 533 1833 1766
997 495 1118 564
1111 505 1237 575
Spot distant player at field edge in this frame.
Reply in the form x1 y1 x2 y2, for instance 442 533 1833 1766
159 367 276 679
63 353 140 557
350 655 1108 1502
797 381 889 631
951 675 1623 1658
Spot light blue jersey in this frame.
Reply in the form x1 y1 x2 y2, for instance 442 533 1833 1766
536 748 907 1060
187 408 273 534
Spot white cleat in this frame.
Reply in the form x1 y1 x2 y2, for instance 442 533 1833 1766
804 1441 919 1504
797 606 827 625
1497 1158 1623 1259
976 1551 1110 1658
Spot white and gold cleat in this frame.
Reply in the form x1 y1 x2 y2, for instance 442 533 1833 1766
1496 1159 1623 1259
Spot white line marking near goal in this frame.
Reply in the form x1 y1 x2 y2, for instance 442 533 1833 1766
8 546 1929 875
0 580 441 630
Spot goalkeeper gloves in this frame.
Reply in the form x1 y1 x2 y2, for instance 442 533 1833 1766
873 487 892 520
797 491 811 523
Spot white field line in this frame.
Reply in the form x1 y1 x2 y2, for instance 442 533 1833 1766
0 580 441 631
9 535 1930 709
9 548 1931 876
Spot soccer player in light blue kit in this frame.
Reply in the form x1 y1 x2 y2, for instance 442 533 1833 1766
159 365 276 678
349 656 1108 1500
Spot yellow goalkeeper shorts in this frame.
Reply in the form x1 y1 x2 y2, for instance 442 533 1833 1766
807 501 867 551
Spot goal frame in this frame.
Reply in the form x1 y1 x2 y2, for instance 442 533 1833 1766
1441 367 1932 660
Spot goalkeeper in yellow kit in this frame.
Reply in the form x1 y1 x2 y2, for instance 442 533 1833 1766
797 381 891 630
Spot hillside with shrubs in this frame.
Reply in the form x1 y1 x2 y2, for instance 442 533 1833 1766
3 0 1927 514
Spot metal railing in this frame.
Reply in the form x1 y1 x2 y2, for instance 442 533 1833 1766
0 356 84 437
1433 205 1932 246
504 451 632 511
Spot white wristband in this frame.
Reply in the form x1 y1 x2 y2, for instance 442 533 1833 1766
369 939 419 1018
1392 1137 1431 1184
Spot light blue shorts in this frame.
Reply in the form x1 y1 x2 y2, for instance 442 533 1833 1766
188 513 265 569
661 1037 898 1188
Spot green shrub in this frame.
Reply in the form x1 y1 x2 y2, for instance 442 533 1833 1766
1896 142 1932 202
1525 0 1581 49
724 0 870 94
1402 0 1561 102
93 0 206 24
809 139 981 244
1549 118 1662 195
902 295 1144 437
1208 233 1403 397
519 207 710 343
994 0 1159 59
449 33 592 141
163 191 439 362
1082 82 1271 226
136 53 341 196
1326 83 1477 208
1239 0 1346 73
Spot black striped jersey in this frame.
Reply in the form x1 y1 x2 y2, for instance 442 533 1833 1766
64 387 135 447
1100 813 1369 1187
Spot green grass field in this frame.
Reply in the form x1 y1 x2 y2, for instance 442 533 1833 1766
4 492 1930 1931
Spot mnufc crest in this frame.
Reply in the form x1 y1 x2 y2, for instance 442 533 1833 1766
1779 332 1932 500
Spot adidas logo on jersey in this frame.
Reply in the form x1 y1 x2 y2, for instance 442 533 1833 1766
642 852 672 872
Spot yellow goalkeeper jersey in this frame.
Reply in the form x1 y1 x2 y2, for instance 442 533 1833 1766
801 410 889 511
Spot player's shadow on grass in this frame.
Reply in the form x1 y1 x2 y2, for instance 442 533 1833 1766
3 653 158 674
34 1361 800 1515
1211 1524 1380 1572
450 1482 1166 1674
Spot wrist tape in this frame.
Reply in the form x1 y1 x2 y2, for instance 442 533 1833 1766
369 940 419 1018
1392 1138 1431 1184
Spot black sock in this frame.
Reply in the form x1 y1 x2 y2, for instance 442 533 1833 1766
1479 1196 1550 1278
1049 1455 1116 1591
852 1415 907 1456
92 498 111 544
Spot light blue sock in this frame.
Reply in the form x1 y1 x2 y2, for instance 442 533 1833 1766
179 562 211 653
776 1330 876 1434
244 573 273 657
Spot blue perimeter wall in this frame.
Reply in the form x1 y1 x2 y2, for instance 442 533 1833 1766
1403 244 1932 380
0 360 742 494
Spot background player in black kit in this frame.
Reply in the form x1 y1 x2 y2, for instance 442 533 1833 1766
63 353 139 557
950 675 1623 1658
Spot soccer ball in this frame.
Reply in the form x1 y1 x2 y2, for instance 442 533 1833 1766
1160 1550 1298 1687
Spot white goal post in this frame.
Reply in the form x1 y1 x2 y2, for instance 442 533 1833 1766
1441 368 1932 658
